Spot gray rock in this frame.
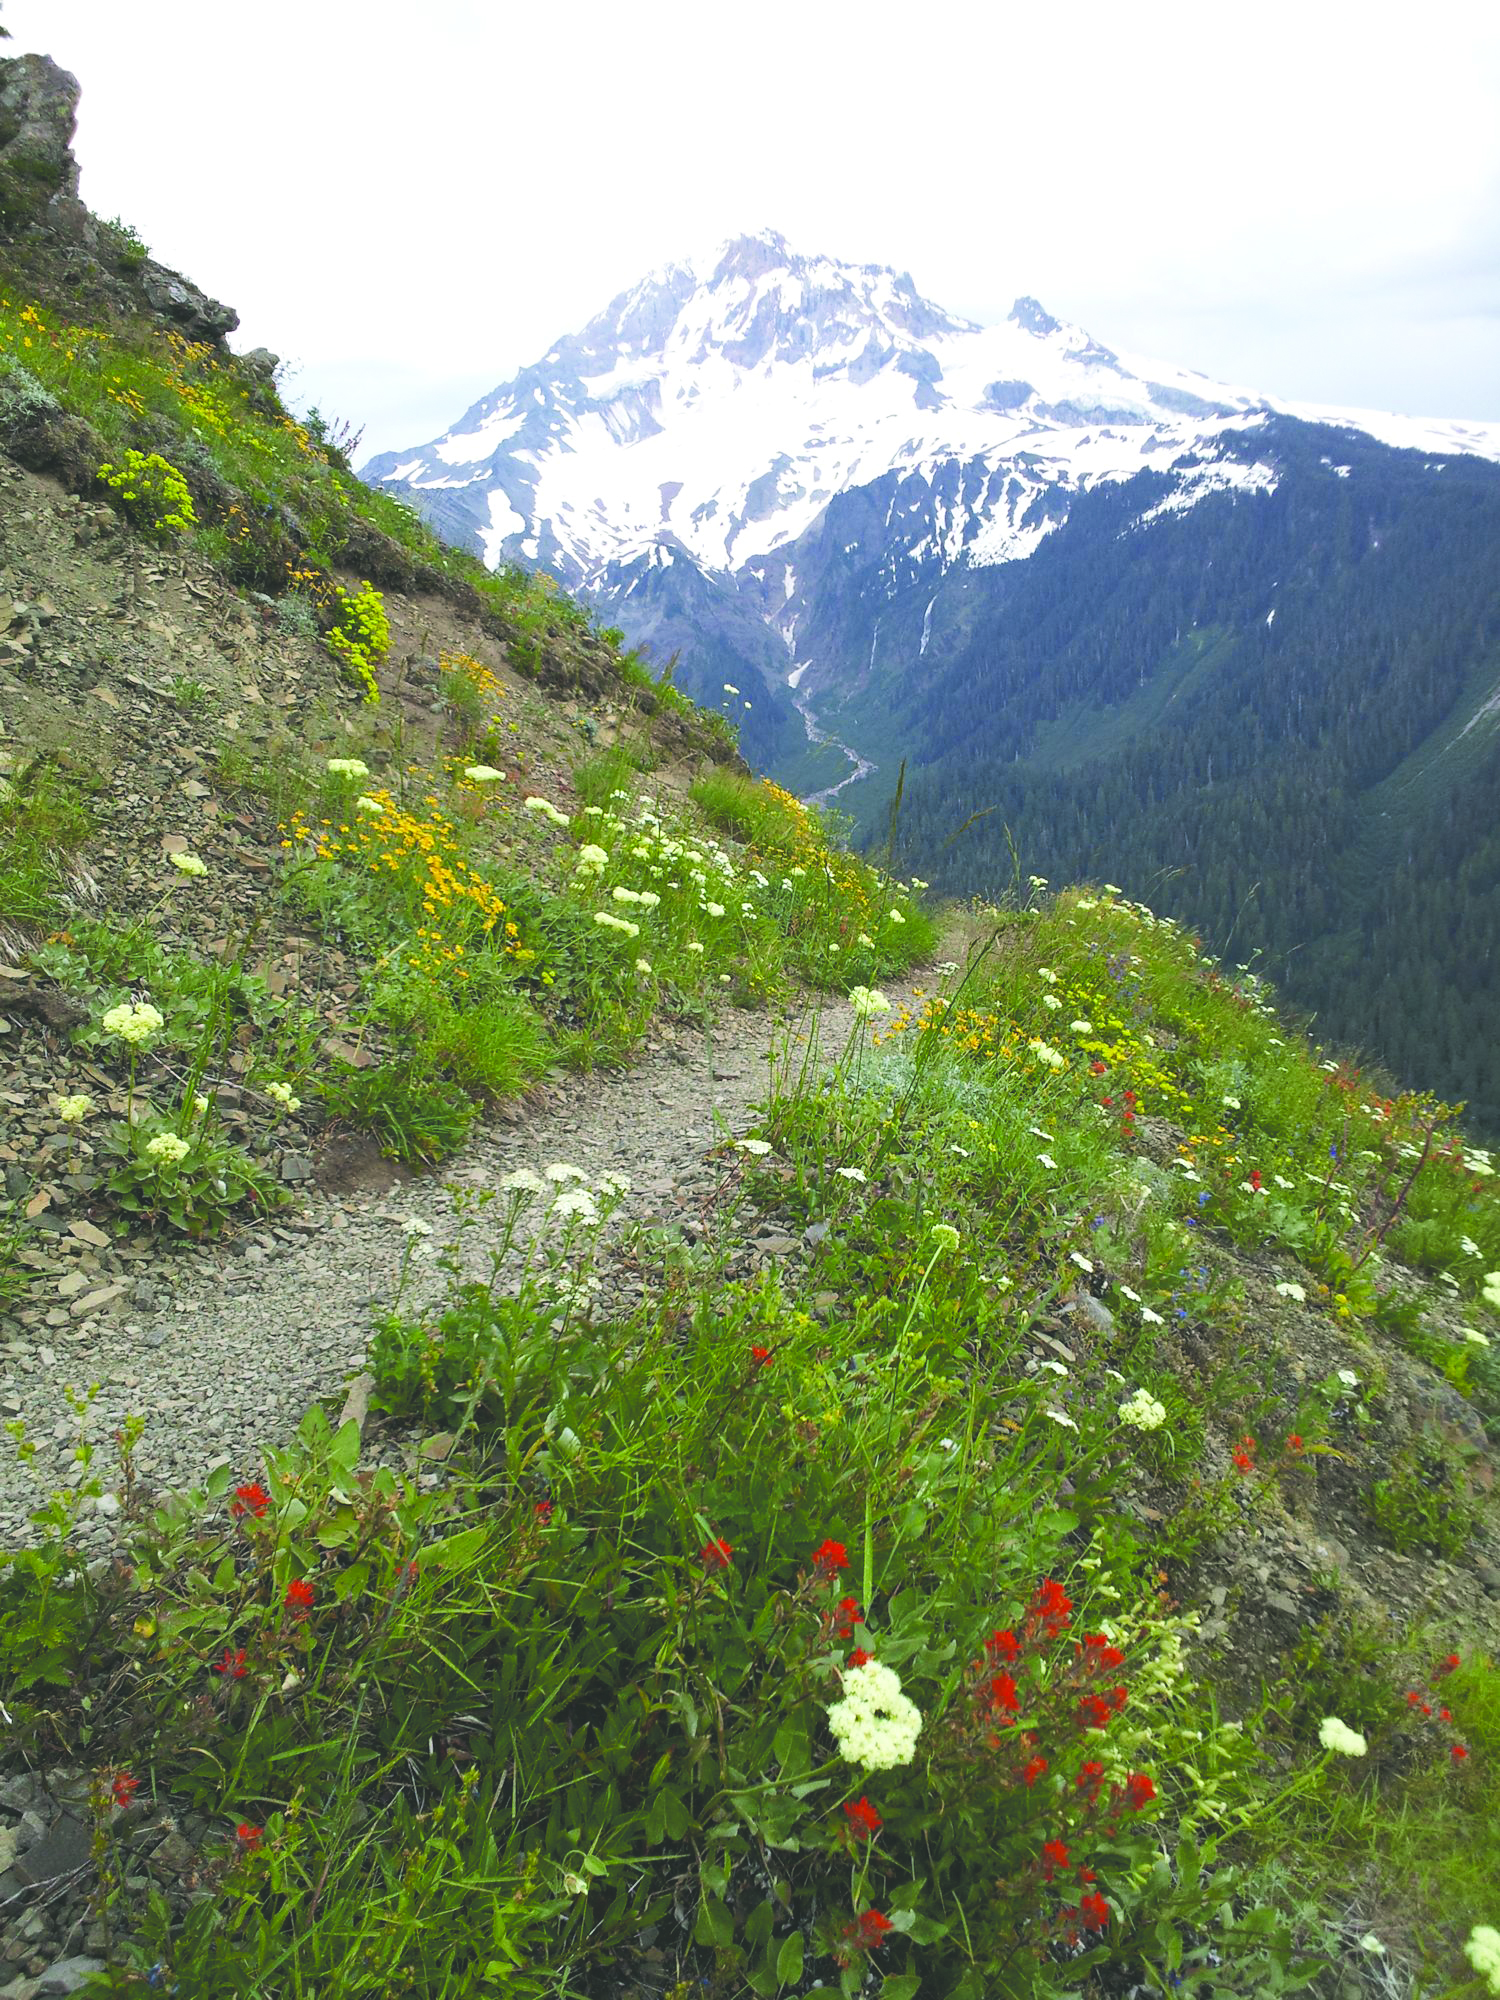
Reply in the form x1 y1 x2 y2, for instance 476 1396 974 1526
1066 1290 1117 1337
34 1957 106 1996
11 1813 89 1887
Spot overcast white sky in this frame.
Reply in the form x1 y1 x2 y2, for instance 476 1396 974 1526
7 0 1499 456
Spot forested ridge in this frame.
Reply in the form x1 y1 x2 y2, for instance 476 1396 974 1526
864 419 1500 1126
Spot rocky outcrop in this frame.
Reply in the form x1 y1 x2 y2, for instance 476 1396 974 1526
0 51 237 346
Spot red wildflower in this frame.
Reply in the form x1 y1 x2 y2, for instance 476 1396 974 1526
1028 1577 1073 1636
533 1500 553 1522
1440 1707 1451 1722
285 1578 315 1614
847 1910 893 1951
749 1345 772 1367
1422 1704 1432 1717
1076 1761 1106 1802
1406 1690 1421 1706
985 1628 1020 1663
812 1539 849 1578
1101 1096 1114 1108
1077 1632 1126 1670
1123 1772 1157 1811
986 1670 1020 1715
1286 1434 1303 1452
1451 1743 1469 1762
1023 1755 1049 1786
1079 1890 1111 1931
1078 1694 1113 1731
1090 1060 1107 1075
1435 1652 1460 1678
1249 1169 1263 1191
236 1823 263 1850
1041 1839 1070 1881
842 1796 882 1839
110 1772 139 1809
834 1595 861 1638
698 1538 733 1571
213 1646 247 1680
847 1647 873 1667
1231 1438 1256 1475
231 1482 270 1520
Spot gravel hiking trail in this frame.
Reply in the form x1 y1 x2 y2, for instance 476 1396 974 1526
0 973 935 1550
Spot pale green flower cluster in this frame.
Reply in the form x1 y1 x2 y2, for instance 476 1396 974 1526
265 1081 301 1112
325 758 370 779
463 764 504 783
1118 1388 1167 1431
54 1094 93 1123
1318 1716 1367 1757
1028 1037 1065 1070
1464 1925 1500 1994
101 1000 164 1044
169 850 208 877
1483 1271 1500 1311
594 911 640 937
849 985 891 1021
145 1132 191 1167
826 1661 922 1770
930 1223 960 1250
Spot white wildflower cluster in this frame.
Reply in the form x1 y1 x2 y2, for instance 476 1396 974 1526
1317 1716 1368 1757
1118 1388 1167 1430
498 1162 632 1237
1028 1038 1065 1070
1465 1149 1494 1178
325 758 370 779
264 1081 301 1112
825 1661 922 1770
144 1132 191 1167
101 1000 164 1044
735 1137 773 1157
1274 1281 1306 1302
1483 1271 1500 1311
573 844 609 880
594 911 640 937
169 850 208 877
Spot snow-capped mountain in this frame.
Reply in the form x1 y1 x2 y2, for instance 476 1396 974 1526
362 229 1500 777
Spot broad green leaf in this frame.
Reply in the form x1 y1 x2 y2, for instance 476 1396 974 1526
775 1931 804 1985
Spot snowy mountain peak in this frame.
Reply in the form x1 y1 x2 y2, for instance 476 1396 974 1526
363 231 1500 595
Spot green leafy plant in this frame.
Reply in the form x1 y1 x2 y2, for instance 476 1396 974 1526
1368 1436 1477 1558
324 578 390 703
97 447 197 539
97 1116 282 1236
320 1060 474 1162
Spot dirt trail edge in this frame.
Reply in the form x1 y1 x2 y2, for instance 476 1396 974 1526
0 973 933 1549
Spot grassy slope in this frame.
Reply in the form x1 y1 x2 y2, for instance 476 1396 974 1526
0 120 1498 2000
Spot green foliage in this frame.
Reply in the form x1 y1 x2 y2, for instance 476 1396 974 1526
323 577 389 703
0 754 94 921
320 1060 475 1163
96 1114 282 1236
101 214 149 270
97 446 196 538
571 741 650 808
1368 1436 1477 1558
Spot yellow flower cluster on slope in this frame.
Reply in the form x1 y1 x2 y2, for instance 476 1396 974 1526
282 793 516 977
